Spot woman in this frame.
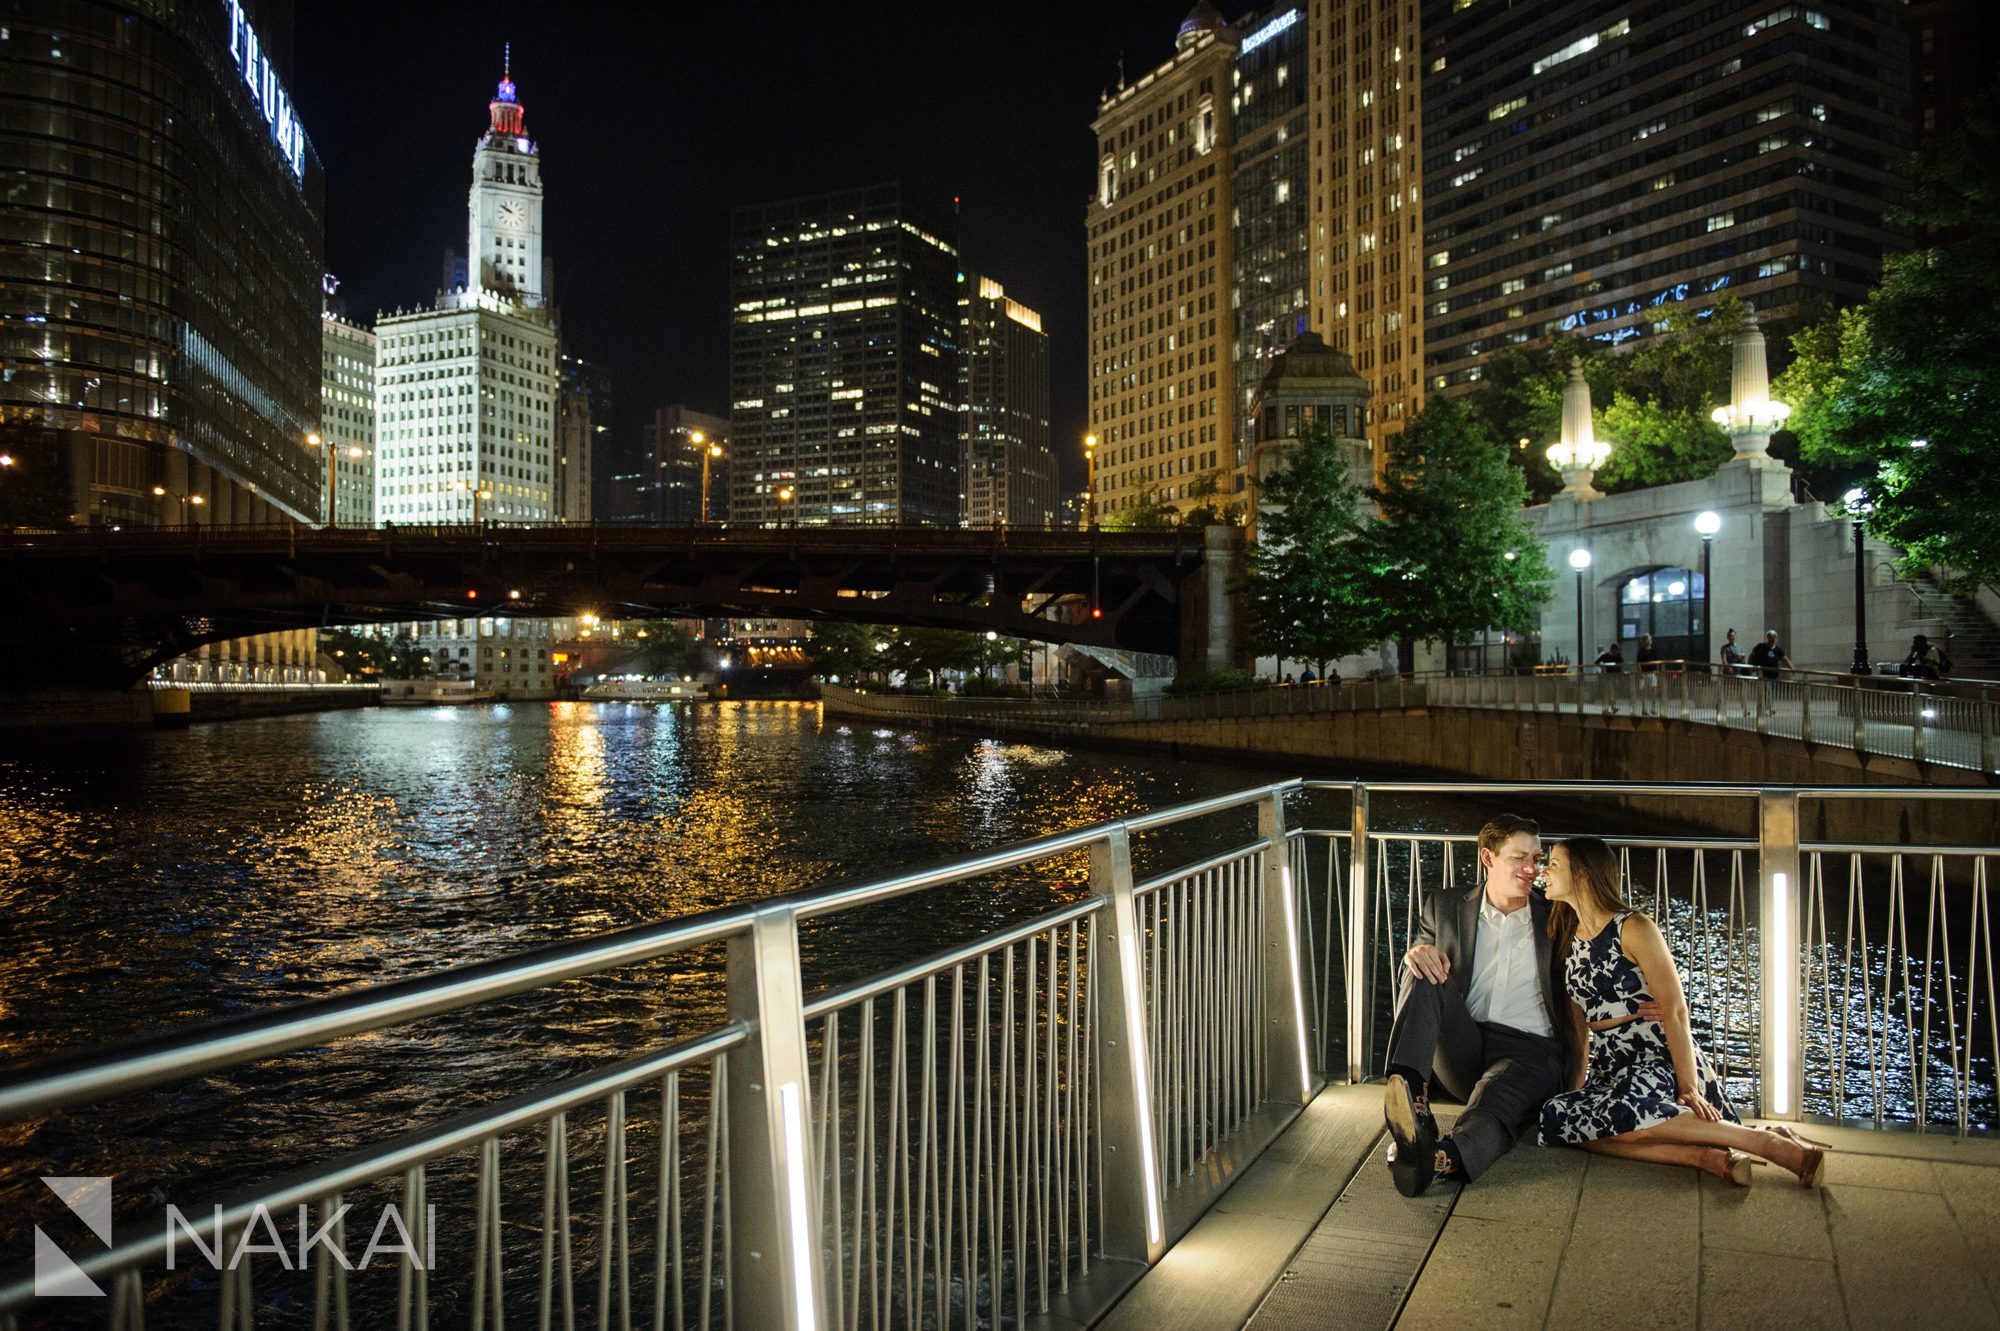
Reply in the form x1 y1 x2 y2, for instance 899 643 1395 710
1539 837 1827 1187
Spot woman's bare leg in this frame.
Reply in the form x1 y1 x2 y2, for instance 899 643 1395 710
1610 1117 1818 1180
1580 1137 1734 1180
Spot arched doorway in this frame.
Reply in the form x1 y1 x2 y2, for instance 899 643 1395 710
1616 565 1705 665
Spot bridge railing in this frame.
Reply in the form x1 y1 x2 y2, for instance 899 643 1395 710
826 669 2000 773
2 781 1992 1330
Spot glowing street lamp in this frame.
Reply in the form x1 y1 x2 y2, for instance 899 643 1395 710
1843 488 1874 675
1711 309 1790 463
1084 433 1099 527
1546 359 1610 497
1568 548 1593 663
152 484 205 525
777 484 795 528
450 478 495 526
690 429 725 525
1695 511 1721 665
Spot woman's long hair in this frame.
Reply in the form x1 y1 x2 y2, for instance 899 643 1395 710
1546 836 1631 968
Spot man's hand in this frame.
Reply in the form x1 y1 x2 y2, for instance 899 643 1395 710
1636 999 1667 1024
1404 942 1450 985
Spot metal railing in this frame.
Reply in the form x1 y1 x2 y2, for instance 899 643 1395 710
2 780 1993 1329
825 667 2000 773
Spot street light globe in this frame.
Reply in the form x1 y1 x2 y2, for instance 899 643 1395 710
1695 510 1722 537
1569 548 1593 571
1842 487 1873 517
690 430 705 445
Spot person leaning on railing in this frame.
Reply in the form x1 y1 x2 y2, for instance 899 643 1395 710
1748 631 1791 703
1717 629 1750 718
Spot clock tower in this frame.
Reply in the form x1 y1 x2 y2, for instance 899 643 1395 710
468 46 544 307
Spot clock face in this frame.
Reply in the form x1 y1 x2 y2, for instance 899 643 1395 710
497 201 524 230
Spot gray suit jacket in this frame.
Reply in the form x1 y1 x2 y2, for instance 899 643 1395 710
1411 882 1570 1047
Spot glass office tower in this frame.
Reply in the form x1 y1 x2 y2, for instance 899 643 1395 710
0 0 325 525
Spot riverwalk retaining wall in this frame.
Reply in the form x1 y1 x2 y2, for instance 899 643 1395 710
0 687 377 735
820 688 1996 845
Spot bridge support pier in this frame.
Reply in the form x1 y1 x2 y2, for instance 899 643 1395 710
1179 525 1245 681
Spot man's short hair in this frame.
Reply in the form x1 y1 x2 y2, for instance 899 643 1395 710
1478 814 1540 856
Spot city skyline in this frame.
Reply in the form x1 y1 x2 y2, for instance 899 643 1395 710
292 3 1183 492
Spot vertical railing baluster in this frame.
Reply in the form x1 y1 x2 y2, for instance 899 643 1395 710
1758 789 1801 1120
472 1136 504 1331
1258 793 1312 1107
1348 783 1372 1082
724 911 825 1331
1091 824 1164 1264
542 1110 573 1331
657 1072 680 1331
312 1192 349 1331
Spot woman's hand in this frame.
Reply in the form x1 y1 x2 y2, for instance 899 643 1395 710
1676 1088 1722 1122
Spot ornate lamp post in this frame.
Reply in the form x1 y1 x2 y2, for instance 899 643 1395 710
1843 488 1874 675
1711 308 1791 463
1568 548 1593 665
1546 359 1611 497
1695 511 1721 666
778 484 795 529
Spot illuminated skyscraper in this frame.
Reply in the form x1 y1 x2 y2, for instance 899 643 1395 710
1420 1 1910 390
320 305 376 526
0 0 324 526
1086 3 1239 522
959 273 1054 529
729 183 962 527
374 57 563 525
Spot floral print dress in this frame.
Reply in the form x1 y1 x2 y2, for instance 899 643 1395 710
1539 911 1739 1144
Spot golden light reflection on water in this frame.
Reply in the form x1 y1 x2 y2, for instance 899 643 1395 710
0 703 1291 1244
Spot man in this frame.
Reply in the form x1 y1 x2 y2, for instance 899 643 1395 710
1383 815 1568 1196
1593 641 1624 714
1747 629 1791 707
1636 633 1662 715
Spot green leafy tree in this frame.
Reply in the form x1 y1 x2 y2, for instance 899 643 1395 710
805 621 892 683
1180 470 1244 527
1370 398 1554 661
1775 95 2000 593
1589 297 1743 491
629 620 699 677
1100 488 1180 530
1239 424 1388 674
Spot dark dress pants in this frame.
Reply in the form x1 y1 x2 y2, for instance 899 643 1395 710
1385 975 1564 1181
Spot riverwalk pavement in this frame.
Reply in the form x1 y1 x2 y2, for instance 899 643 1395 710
1080 1083 2000 1331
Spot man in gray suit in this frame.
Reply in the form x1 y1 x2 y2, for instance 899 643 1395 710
1383 814 1568 1196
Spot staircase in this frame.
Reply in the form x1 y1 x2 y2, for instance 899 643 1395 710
1897 572 2000 680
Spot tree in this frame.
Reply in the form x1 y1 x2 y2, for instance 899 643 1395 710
1238 424 1389 673
1100 488 1179 530
805 621 891 683
629 620 699 677
1588 297 1742 491
1775 94 2000 593
1180 470 1244 527
1369 398 1554 660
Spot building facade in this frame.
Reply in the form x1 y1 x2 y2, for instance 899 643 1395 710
1230 5 1312 469
320 308 376 525
628 406 730 525
729 183 962 527
1419 0 1910 391
554 353 600 524
0 0 325 527
959 274 1055 529
372 63 561 526
1303 0 1426 457
1086 3 1239 522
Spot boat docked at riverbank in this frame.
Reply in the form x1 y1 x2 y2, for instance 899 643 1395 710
379 680 499 706
578 678 708 703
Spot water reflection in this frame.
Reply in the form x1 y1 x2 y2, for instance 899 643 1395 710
0 705 1300 1226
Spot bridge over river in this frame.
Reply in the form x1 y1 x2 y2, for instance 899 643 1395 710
1 778 1993 1329
0 523 1233 690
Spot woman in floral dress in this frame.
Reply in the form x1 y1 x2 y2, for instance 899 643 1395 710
1538 837 1827 1188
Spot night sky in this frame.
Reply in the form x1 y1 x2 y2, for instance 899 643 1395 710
290 2 1215 490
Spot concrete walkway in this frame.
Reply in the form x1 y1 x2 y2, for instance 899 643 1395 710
1091 1084 2000 1331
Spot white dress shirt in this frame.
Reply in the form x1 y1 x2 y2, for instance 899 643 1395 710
1464 894 1553 1037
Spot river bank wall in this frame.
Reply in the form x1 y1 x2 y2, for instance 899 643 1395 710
0 686 378 736
820 686 1996 845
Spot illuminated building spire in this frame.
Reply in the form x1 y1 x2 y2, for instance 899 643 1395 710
488 43 524 137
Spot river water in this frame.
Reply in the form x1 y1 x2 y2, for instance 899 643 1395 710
0 702 1985 1326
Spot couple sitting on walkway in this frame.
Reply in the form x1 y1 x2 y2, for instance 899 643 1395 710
1383 815 1827 1196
